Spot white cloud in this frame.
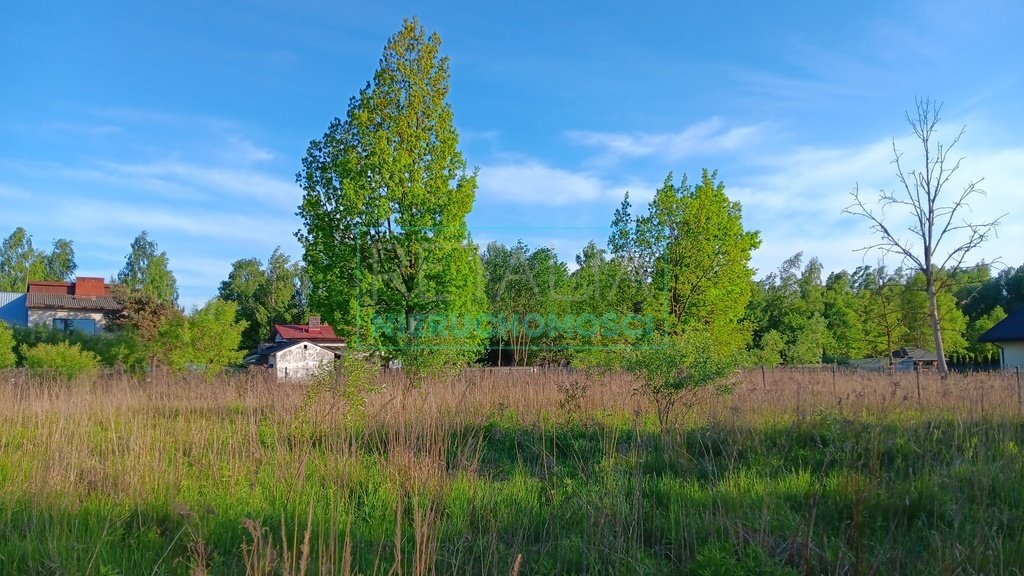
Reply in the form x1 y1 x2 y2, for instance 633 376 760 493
567 117 766 162
478 160 641 206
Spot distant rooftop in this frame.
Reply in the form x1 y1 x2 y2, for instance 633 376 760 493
978 308 1024 343
26 277 119 311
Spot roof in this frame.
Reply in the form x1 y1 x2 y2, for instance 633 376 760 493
978 307 1024 343
272 323 344 342
24 277 119 311
890 347 938 362
26 292 120 311
243 340 336 364
0 292 27 326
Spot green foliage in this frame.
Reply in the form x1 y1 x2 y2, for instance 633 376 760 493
746 329 785 367
156 299 246 375
297 18 485 368
900 270 968 356
615 334 738 428
21 341 100 380
965 306 1006 364
218 248 307 350
0 322 15 369
116 231 178 304
640 170 761 342
481 240 571 365
692 542 797 576
11 323 143 372
0 227 77 291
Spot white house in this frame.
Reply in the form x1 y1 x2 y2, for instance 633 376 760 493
978 308 1024 370
247 340 336 381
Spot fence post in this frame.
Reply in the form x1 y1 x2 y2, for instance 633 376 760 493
1016 366 1021 414
832 364 837 397
761 365 766 390
915 364 922 407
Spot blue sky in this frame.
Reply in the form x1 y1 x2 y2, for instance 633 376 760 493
2 1 1022 308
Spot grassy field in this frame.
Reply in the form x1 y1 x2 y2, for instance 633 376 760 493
1 366 1023 575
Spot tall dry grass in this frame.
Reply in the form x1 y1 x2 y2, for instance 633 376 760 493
0 365 1022 574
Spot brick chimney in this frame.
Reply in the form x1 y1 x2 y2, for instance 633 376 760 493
308 315 321 332
73 276 107 297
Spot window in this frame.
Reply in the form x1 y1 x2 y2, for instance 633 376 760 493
52 318 98 335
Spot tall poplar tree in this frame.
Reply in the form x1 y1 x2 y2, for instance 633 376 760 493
297 18 485 367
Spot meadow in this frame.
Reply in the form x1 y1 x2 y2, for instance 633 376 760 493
1 366 1023 575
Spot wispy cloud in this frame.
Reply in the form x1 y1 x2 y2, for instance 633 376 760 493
567 117 766 162
0 109 305 303
478 160 643 206
98 161 299 209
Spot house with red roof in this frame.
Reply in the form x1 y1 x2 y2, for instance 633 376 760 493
244 316 346 380
269 315 347 352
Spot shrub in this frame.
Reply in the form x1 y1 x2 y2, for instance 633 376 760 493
12 324 144 372
22 341 101 381
0 322 15 369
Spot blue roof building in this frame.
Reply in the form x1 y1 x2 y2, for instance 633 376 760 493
0 292 28 327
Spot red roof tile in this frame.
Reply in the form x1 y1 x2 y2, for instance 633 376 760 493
272 323 344 342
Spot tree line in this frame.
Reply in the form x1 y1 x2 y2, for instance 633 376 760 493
3 21 1009 390
0 228 251 377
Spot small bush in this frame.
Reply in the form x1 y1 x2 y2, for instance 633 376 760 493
22 341 100 381
0 322 15 369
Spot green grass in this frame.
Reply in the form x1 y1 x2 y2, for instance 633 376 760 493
0 369 1022 574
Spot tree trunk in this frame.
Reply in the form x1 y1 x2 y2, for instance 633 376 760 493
925 274 949 378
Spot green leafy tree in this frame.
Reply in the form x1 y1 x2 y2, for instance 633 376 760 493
900 270 968 358
482 240 571 366
156 299 246 376
580 171 758 424
0 228 77 291
0 322 15 369
641 170 761 351
965 306 1006 364
44 238 77 282
822 270 867 361
297 18 486 372
854 266 910 360
117 231 178 303
218 248 306 350
784 313 832 365
105 284 183 371
746 329 785 367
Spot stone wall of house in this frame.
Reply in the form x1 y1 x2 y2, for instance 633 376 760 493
271 343 335 381
28 309 107 333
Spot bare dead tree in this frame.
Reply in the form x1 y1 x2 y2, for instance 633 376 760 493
844 98 1005 378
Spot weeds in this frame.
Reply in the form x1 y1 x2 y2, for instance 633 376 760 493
0 366 1022 574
